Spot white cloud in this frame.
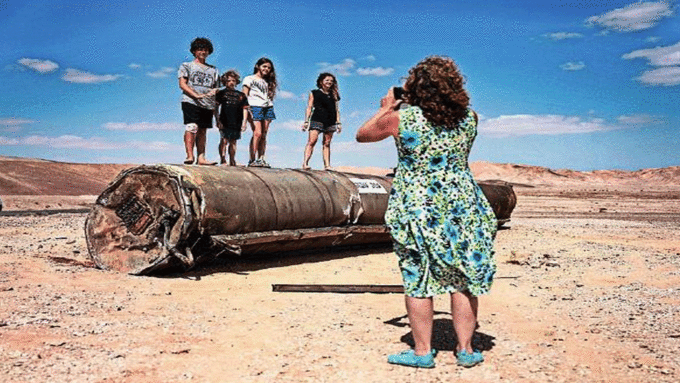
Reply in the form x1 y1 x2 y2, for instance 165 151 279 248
0 134 177 151
635 66 680 85
277 90 300 100
1 117 34 126
544 32 583 40
617 114 661 125
147 67 175 78
0 136 20 145
17 58 59 73
129 63 142 69
622 41 680 66
1 117 34 133
62 68 122 84
128 140 177 151
316 58 394 77
103 122 180 131
623 41 680 85
560 61 586 71
478 114 632 137
317 59 356 76
278 119 305 131
585 1 673 32
21 135 124 149
646 36 661 43
356 67 394 76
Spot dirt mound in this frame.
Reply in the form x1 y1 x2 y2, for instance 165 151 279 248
0 156 132 196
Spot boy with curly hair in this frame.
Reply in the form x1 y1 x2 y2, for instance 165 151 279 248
178 37 219 165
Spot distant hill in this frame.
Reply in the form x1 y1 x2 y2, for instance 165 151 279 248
1 156 678 196
469 161 680 187
0 156 132 195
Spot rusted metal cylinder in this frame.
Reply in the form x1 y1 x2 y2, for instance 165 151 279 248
478 180 517 226
84 165 392 274
85 165 516 275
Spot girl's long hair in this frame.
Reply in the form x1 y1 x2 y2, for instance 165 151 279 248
403 56 469 128
253 57 277 99
316 73 340 101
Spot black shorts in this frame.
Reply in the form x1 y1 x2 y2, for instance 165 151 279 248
219 128 242 140
182 102 214 130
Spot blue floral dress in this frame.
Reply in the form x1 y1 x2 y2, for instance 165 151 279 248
385 106 497 297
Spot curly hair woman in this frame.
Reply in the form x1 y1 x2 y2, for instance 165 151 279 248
356 56 497 369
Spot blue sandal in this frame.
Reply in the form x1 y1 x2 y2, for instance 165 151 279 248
387 348 436 368
456 350 484 367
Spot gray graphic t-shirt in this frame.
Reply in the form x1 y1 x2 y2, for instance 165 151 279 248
178 61 219 110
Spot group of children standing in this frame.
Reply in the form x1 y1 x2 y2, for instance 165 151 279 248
178 37 341 169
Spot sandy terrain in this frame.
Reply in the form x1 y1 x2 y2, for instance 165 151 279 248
1 157 679 382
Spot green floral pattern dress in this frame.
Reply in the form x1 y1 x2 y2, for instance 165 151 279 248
385 106 497 297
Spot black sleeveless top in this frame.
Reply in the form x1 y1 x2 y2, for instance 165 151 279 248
310 89 339 127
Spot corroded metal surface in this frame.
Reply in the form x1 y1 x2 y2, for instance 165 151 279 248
85 165 516 275
85 166 392 274
478 180 517 225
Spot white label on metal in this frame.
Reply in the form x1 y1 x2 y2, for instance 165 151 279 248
349 178 388 194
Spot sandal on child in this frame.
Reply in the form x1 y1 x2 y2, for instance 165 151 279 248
456 350 484 368
387 349 436 368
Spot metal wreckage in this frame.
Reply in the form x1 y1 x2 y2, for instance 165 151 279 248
85 165 516 275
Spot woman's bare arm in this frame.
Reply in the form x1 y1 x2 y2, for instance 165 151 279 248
356 89 401 142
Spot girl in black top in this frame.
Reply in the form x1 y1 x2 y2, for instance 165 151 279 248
301 73 341 170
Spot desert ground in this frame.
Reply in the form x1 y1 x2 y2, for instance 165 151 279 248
1 156 679 382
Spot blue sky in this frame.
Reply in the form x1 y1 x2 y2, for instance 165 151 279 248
1 0 678 171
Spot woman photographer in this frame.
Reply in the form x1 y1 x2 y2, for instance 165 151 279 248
356 56 497 369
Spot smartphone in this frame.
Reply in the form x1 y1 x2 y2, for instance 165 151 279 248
392 87 404 100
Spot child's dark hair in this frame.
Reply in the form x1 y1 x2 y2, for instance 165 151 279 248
316 72 340 101
220 70 241 85
253 57 277 98
190 37 214 55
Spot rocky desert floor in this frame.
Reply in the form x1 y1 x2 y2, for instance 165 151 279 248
1 174 680 382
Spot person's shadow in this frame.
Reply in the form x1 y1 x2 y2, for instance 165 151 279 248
384 313 495 352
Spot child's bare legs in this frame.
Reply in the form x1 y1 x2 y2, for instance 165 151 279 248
250 120 263 162
322 132 334 169
451 291 479 353
183 123 198 164
195 127 215 165
258 120 271 159
248 115 256 163
228 139 237 166
184 132 195 164
219 137 227 164
302 129 320 169
405 295 434 356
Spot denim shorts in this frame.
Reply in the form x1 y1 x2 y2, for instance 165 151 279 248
250 106 276 121
309 120 338 133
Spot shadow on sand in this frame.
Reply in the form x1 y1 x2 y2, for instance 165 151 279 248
385 314 496 353
153 243 394 280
